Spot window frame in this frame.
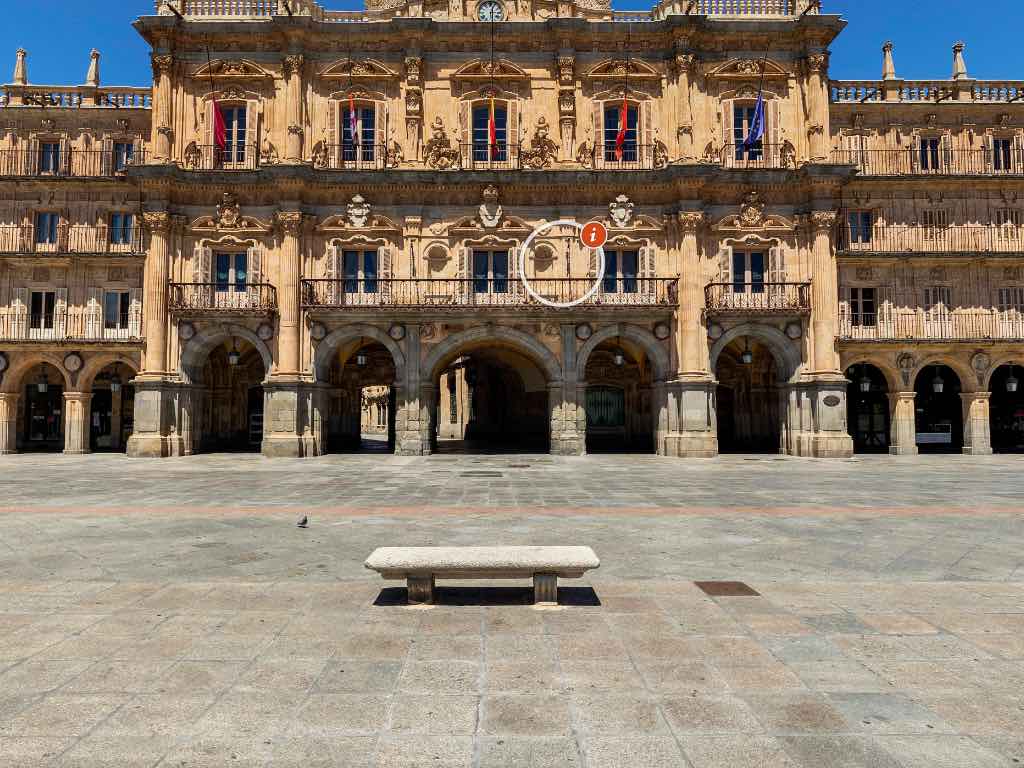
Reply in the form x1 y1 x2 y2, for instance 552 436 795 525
602 249 639 294
214 251 249 293
730 250 767 294
472 249 509 294
341 103 377 163
342 249 379 295
602 101 640 163
470 101 509 163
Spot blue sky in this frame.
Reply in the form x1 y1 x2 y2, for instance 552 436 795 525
0 1 1018 87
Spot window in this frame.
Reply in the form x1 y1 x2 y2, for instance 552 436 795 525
732 251 765 293
38 142 61 174
849 287 877 327
998 287 1024 314
733 104 764 161
109 213 134 246
343 250 378 294
918 137 942 171
922 209 948 240
603 103 638 162
35 212 59 245
847 211 873 246
341 105 376 162
215 252 248 292
113 142 134 172
602 250 638 294
993 137 1014 172
472 103 507 162
104 291 130 331
30 290 56 329
473 250 508 294
924 286 952 321
219 106 247 165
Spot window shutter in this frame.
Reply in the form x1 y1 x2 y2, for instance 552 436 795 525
128 288 142 338
247 245 262 308
378 244 392 302
838 285 851 334
459 101 469 153
508 245 519 297
722 99 734 153
247 100 260 164
768 246 786 283
941 133 952 167
767 98 780 149
59 137 71 175
641 100 653 156
587 247 598 278
328 99 339 166
193 244 212 283
206 99 216 149
86 287 103 339
717 245 733 283
508 100 518 152
54 287 67 338
878 291 894 336
458 244 469 303
12 286 27 339
27 137 39 175
592 100 602 162
379 101 389 157
100 137 113 176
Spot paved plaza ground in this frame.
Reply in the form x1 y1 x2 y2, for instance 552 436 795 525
0 451 1023 767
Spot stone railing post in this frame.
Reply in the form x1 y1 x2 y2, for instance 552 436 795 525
962 391 993 455
0 393 18 454
888 391 918 455
63 392 92 454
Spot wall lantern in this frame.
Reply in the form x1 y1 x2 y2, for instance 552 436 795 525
228 338 241 366
1007 365 1019 394
37 372 49 394
741 337 753 365
931 366 944 394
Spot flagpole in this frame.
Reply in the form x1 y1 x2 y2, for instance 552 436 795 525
206 41 225 165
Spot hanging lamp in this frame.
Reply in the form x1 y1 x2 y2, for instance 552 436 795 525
228 338 241 366
931 365 944 394
110 367 122 394
613 336 625 367
859 364 872 394
741 337 753 365
355 338 368 367
36 371 48 394
1007 365 1019 394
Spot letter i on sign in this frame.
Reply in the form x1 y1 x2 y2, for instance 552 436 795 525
580 222 608 249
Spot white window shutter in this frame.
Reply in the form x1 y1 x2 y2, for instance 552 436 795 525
100 137 113 176
592 100 602 162
768 246 786 283
54 287 67 338
722 99 734 153
378 101 388 155
247 100 260 163
641 100 653 154
193 244 212 283
458 101 469 153
206 99 216 149
247 245 262 308
13 286 27 339
587 247 598 278
128 288 142 338
86 287 102 339
838 285 851 334
458 245 469 303
718 245 733 284
509 246 519 297
508 99 518 151
378 244 392 302
768 98 780 148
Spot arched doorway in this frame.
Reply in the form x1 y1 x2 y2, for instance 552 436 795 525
89 362 136 453
324 340 396 453
195 337 267 453
18 362 65 452
583 339 654 453
846 363 890 454
990 364 1024 453
914 364 963 453
436 348 550 453
715 336 783 453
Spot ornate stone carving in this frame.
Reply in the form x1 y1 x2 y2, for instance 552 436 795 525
780 140 797 169
183 141 201 169
63 353 83 373
556 55 575 85
677 211 705 232
856 267 875 281
276 210 303 235
673 53 697 74
478 185 503 229
385 140 404 169
805 53 829 73
701 138 720 164
576 140 594 168
738 191 766 228
260 137 279 165
312 137 330 169
151 54 173 78
347 195 372 228
520 117 559 169
558 90 576 116
810 210 838 231
405 89 422 116
281 54 304 77
609 195 634 228
216 193 242 229
653 140 669 170
405 56 422 85
972 351 992 376
423 116 460 170
142 210 171 233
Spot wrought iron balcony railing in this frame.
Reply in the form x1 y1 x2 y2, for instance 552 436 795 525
0 225 145 255
834 149 1024 177
314 144 390 170
181 144 259 171
459 143 521 171
839 311 1024 342
0 309 142 342
585 144 665 171
720 144 799 170
838 225 1024 254
0 149 140 178
301 278 678 309
168 283 278 313
705 282 811 313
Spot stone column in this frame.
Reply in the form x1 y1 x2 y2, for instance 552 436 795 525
63 392 92 455
677 212 706 377
150 54 174 162
804 53 830 161
0 393 19 454
809 211 840 375
551 324 585 456
888 391 918 455
275 211 303 376
282 54 304 163
962 391 993 455
674 51 696 160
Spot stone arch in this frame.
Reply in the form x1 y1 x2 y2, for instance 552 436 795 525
179 324 274 385
709 323 802 382
982 353 1024 390
422 326 562 384
1 353 74 394
576 323 671 382
312 323 407 386
78 354 141 393
910 355 975 393
840 353 900 394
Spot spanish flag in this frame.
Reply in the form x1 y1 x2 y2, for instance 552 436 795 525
488 96 498 159
615 95 628 161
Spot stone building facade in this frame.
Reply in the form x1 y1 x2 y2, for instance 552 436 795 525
0 0 1021 458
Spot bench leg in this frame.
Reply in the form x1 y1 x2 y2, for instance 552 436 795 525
533 573 558 606
407 576 435 605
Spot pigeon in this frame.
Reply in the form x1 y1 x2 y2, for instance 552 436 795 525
297 516 308 528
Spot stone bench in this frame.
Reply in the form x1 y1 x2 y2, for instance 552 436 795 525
364 546 600 605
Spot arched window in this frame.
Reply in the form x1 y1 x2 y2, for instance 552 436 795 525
341 102 377 163
602 101 639 163
471 100 507 164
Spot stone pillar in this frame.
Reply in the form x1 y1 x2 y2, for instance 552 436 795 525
150 54 174 162
888 391 918 456
261 381 310 458
661 379 717 458
809 211 840 375
804 52 830 161
550 324 585 456
962 391 993 455
674 51 696 160
63 392 92 455
677 212 707 377
0 393 18 454
282 54 304 163
275 211 303 376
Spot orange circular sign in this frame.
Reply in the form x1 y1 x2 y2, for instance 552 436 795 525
580 221 608 249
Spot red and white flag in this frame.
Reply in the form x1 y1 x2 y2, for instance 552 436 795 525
349 93 359 145
614 95 628 161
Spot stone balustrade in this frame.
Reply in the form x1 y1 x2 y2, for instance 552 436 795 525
832 79 1024 104
1 84 151 109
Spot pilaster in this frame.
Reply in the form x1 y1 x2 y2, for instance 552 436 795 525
888 391 918 456
275 210 304 376
0 393 19 454
808 211 840 376
282 54 305 162
150 53 174 162
140 210 171 376
962 391 993 455
63 392 92 455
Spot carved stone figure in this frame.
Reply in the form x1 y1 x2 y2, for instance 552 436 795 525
780 139 797 169
737 191 765 228
423 116 460 170
520 117 559 169
347 194 372 228
701 138 720 164
576 139 594 168
478 185 503 228
260 137 279 165
311 138 330 169
385 140 404 168
609 194 634 228
653 140 669 170
216 192 241 229
183 141 201 169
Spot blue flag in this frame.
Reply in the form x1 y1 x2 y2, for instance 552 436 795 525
743 92 765 149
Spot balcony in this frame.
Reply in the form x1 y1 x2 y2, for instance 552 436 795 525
0 225 145 256
459 144 521 172
720 144 798 170
169 283 277 314
705 282 812 314
314 144 391 171
301 278 678 310
0 149 141 179
181 144 259 172
0 309 142 343
838 226 1024 255
839 311 1024 342
834 149 1024 177
584 145 666 172
1 84 151 109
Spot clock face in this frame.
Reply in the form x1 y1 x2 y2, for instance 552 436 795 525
478 1 504 21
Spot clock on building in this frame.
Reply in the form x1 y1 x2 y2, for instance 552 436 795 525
477 1 504 21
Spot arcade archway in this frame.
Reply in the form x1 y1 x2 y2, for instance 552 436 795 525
990 364 1024 453
16 361 67 452
89 362 137 453
582 339 655 453
914 364 963 453
194 337 267 453
715 336 783 454
846 363 890 454
323 340 397 453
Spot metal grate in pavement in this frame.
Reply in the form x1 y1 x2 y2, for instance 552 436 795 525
694 581 760 597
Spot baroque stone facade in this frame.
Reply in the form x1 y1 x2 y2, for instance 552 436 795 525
0 0 1021 458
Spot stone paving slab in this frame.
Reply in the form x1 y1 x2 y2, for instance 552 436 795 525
0 453 1022 766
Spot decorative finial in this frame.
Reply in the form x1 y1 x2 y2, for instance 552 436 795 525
952 41 968 80
85 49 100 87
13 48 27 86
881 41 896 80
